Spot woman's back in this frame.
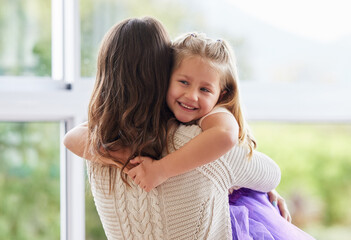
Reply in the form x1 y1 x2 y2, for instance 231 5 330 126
88 124 281 240
88 162 221 239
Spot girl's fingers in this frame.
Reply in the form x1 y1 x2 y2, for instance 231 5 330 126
278 200 292 222
142 185 150 193
122 166 129 174
135 178 141 185
129 159 138 164
267 191 278 206
127 169 136 179
130 157 144 164
268 190 292 222
278 201 287 218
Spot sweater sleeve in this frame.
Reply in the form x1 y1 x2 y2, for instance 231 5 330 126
172 124 281 193
225 147 281 192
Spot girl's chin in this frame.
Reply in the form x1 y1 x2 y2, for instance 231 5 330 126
175 115 195 124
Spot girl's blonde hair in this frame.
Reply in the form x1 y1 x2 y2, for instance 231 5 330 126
170 32 256 156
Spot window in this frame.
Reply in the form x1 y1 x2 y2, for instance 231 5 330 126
0 0 51 77
0 122 60 239
0 0 85 239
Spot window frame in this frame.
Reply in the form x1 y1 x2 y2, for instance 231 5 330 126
0 1 87 239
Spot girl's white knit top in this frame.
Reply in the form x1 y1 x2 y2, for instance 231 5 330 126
87 124 281 240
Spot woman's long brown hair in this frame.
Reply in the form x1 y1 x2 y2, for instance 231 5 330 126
88 17 173 189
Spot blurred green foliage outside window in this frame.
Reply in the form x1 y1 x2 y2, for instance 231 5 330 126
0 0 51 76
0 122 60 239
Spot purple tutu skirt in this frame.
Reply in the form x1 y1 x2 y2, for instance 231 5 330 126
229 188 315 240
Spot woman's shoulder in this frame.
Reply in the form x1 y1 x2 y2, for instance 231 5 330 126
175 124 202 140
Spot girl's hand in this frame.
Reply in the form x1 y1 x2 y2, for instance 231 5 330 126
268 189 292 222
127 157 168 192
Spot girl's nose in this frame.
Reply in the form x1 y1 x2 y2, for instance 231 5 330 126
184 88 198 102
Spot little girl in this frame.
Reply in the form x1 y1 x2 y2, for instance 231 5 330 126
128 32 315 240
128 32 254 190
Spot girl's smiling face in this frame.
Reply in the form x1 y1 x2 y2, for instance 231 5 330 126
166 56 222 123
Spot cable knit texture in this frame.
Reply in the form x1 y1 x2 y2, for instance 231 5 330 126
87 124 281 240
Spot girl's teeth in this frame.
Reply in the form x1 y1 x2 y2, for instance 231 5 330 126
180 103 195 110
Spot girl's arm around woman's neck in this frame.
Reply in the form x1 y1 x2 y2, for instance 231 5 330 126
63 122 129 170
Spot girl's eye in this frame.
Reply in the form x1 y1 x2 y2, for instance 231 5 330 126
200 87 210 93
179 80 189 85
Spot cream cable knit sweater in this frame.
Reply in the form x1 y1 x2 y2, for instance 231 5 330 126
87 124 281 240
